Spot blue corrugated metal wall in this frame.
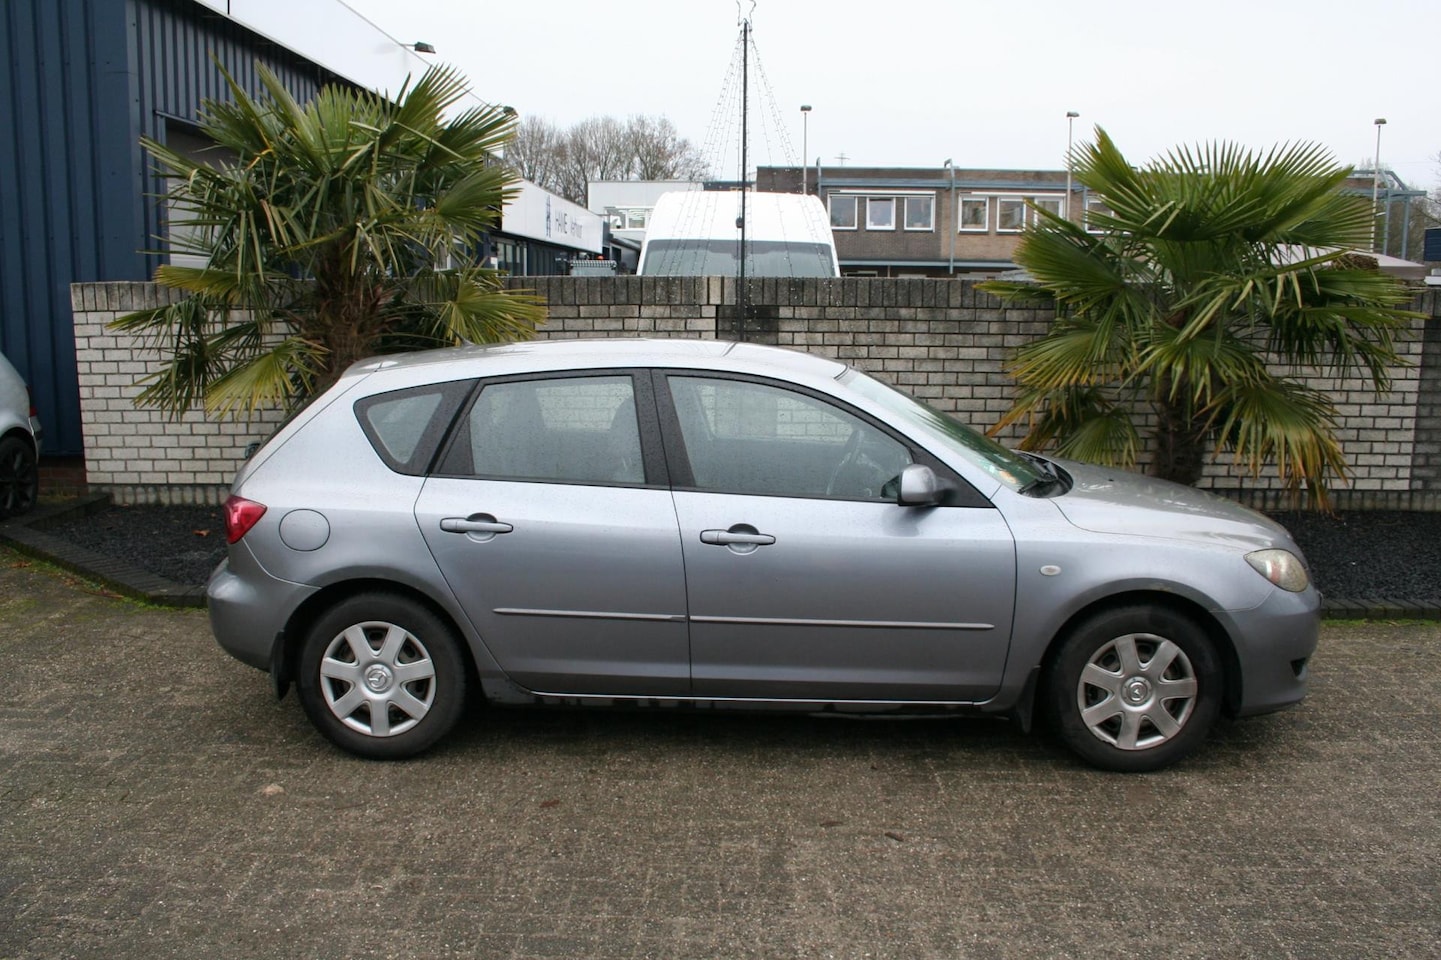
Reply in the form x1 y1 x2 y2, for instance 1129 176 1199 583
0 0 347 455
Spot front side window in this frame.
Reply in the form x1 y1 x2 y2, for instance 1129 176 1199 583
441 376 643 485
841 369 1045 492
867 197 896 230
829 195 858 230
960 197 989 232
904 196 935 231
667 376 910 500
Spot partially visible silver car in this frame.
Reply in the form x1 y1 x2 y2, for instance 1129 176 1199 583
0 350 42 519
208 339 1319 771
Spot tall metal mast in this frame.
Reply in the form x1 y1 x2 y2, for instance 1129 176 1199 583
736 15 749 340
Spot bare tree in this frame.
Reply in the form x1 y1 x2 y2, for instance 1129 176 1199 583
503 114 709 204
625 116 710 181
502 116 564 193
555 117 632 203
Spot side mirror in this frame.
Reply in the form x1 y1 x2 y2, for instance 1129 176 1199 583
898 464 942 506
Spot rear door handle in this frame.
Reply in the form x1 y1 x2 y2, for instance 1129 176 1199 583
440 514 514 540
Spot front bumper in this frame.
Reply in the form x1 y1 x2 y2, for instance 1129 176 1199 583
1226 584 1322 717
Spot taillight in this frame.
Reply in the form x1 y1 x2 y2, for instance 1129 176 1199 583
25 385 36 419
224 495 267 544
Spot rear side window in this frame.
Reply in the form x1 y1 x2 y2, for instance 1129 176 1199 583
355 380 475 475
439 375 643 485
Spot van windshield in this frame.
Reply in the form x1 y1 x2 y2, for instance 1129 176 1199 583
641 239 835 277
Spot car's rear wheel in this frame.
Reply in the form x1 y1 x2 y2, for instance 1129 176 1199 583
0 435 38 520
297 593 468 759
1045 605 1220 772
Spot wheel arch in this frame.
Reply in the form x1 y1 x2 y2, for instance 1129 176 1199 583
1 425 37 449
271 578 483 699
1033 590 1243 721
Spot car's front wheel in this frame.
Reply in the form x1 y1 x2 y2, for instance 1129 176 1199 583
297 593 468 759
1045 605 1221 772
0 435 38 520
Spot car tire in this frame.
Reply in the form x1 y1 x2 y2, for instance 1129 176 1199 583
296 593 468 760
1044 605 1221 773
0 435 38 520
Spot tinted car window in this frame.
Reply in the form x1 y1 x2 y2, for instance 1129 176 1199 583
443 376 643 485
667 375 909 499
355 379 474 475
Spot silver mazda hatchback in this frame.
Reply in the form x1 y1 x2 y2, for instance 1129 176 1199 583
208 339 1319 771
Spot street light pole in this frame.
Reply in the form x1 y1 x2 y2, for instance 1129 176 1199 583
1372 117 1387 253
944 158 954 276
1065 111 1079 221
800 105 812 194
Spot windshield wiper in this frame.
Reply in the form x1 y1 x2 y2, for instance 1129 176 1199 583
1018 452 1067 496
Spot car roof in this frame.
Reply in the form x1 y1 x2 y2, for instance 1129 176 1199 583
347 337 849 383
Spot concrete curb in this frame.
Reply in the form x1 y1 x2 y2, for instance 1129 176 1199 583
0 495 207 608
1 497 1438 619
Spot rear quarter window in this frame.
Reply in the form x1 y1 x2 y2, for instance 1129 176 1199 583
354 379 475 475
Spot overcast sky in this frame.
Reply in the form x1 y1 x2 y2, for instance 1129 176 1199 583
337 0 1437 190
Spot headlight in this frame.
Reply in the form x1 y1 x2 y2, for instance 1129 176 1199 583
1245 549 1310 593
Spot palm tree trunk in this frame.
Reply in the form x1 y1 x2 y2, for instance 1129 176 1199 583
1151 394 1208 487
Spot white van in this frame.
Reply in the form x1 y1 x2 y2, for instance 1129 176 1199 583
638 190 839 277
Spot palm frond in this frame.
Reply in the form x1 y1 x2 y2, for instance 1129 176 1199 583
1208 377 1349 508
991 125 1415 505
202 336 326 417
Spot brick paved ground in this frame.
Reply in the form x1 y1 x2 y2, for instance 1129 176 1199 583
1 551 1438 959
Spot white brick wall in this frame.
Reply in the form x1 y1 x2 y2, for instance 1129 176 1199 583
71 279 1439 510
70 283 286 505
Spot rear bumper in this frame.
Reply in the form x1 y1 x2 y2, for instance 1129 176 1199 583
206 548 317 673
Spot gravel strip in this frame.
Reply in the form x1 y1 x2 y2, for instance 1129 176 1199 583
44 503 226 587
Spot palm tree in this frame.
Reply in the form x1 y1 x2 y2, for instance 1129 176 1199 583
115 62 545 417
982 128 1420 508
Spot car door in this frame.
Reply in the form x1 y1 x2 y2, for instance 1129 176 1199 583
414 372 690 696
659 373 1016 702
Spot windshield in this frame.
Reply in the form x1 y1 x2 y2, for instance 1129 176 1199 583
641 239 835 277
841 369 1047 491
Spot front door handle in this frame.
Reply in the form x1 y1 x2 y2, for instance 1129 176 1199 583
700 525 775 554
440 514 514 541
700 530 776 546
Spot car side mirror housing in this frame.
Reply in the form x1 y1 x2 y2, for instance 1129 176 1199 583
898 464 943 506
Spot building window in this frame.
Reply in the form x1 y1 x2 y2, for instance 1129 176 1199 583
162 121 239 268
624 209 649 230
959 197 989 232
867 197 895 230
1085 197 1113 233
903 196 934 231
997 198 1028 233
495 239 525 274
1031 196 1063 224
829 195 858 230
